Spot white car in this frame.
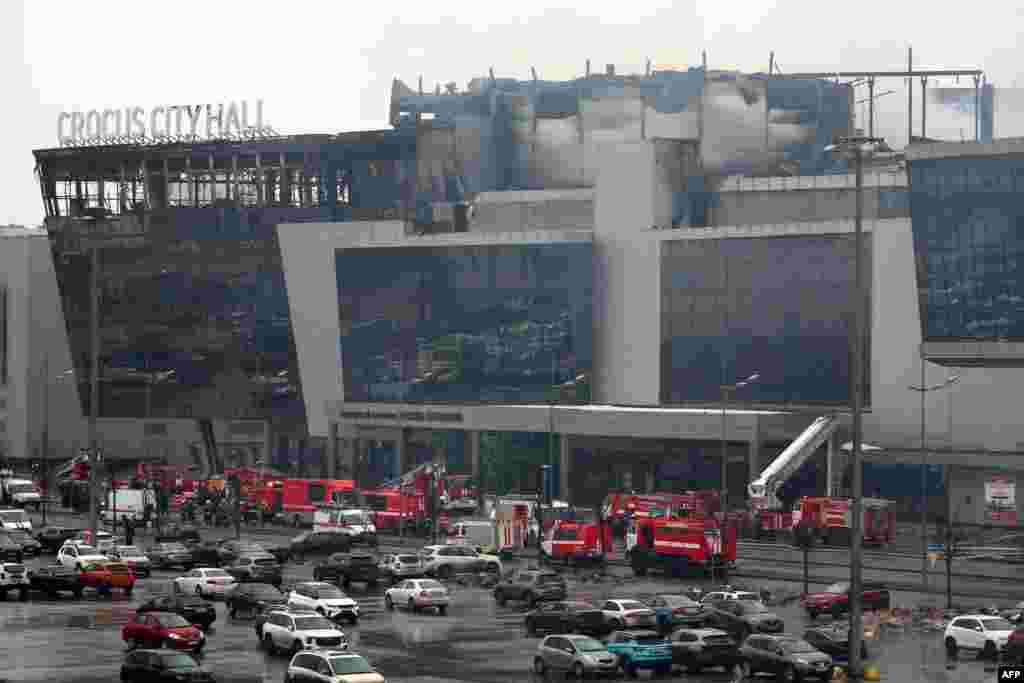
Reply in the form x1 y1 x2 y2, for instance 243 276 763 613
700 590 762 604
260 610 348 656
419 544 502 578
379 553 425 583
287 582 360 624
57 543 109 570
944 614 1016 658
109 545 152 577
174 568 238 599
70 530 114 546
285 651 383 683
600 599 658 629
385 578 451 614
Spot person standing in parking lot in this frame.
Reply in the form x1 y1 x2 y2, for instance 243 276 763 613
124 517 134 546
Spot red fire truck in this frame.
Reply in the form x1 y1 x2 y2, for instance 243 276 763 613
541 517 614 566
791 496 896 547
626 513 737 579
603 491 723 527
361 488 427 533
280 479 356 526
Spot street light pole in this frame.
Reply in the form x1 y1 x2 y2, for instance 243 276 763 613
848 142 865 679
41 354 49 526
719 373 760 514
908 370 960 590
88 240 100 547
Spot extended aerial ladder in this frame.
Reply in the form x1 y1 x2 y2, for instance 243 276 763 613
747 415 844 513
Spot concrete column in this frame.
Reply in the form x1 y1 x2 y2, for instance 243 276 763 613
826 431 836 497
468 430 481 480
394 429 406 481
559 434 571 504
326 423 338 479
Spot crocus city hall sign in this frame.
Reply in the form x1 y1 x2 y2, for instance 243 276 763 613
57 100 271 147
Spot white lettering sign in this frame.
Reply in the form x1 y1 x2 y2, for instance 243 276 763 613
57 100 269 146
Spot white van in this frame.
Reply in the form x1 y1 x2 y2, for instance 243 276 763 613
447 520 496 551
2 479 41 509
101 489 154 523
0 508 32 532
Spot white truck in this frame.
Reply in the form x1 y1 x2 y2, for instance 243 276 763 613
101 489 154 524
1 479 42 509
0 508 32 532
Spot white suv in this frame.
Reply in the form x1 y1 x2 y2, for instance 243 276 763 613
57 543 109 570
287 582 360 624
259 610 347 656
700 590 762 604
944 614 1016 658
419 544 502 578
0 563 30 600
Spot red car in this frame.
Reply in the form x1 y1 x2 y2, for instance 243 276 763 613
1007 628 1024 664
122 611 206 652
802 581 891 619
79 561 136 595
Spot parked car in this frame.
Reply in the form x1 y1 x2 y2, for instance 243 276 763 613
384 578 450 614
56 543 107 570
71 529 114 545
0 533 24 563
147 543 195 571
224 555 282 586
705 599 784 640
226 582 284 618
0 562 30 600
803 625 869 663
255 603 306 639
669 627 738 674
122 611 206 653
4 529 42 557
379 553 425 584
173 567 238 599
216 540 267 565
154 524 201 544
287 581 360 624
28 565 83 598
802 581 891 619
109 545 152 578
313 552 380 588
494 570 567 608
944 614 1016 659
533 634 620 679
524 600 609 637
285 651 384 683
120 649 216 683
648 594 708 631
605 630 674 678
79 561 136 595
420 544 502 578
34 525 78 552
260 610 347 655
189 540 226 567
737 634 833 681
289 531 352 558
600 599 658 630
700 589 762 605
137 594 217 630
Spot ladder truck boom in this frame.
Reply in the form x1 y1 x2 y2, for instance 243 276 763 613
748 415 842 509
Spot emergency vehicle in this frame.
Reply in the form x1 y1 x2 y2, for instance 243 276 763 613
791 496 896 547
602 491 722 527
313 504 378 546
626 513 736 579
362 488 426 533
280 479 356 526
540 518 613 565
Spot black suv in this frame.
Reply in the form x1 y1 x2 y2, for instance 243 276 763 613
225 582 285 618
313 552 380 588
34 526 78 553
0 534 23 563
494 570 567 608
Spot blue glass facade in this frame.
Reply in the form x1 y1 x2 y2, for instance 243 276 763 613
909 157 1024 340
337 242 593 403
43 132 417 439
661 235 871 405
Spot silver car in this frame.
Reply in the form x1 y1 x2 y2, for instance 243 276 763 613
379 553 424 583
533 634 619 678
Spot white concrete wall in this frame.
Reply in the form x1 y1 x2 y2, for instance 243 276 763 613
865 216 1024 454
593 142 662 405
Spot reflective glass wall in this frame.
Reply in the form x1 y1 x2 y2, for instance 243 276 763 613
337 242 593 403
909 157 1024 340
660 235 871 405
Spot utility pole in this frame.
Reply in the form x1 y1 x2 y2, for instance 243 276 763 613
88 239 100 547
41 354 49 526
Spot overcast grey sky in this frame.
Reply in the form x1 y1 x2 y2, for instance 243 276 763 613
3 0 1021 226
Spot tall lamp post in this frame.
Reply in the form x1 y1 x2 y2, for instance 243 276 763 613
824 135 889 679
720 373 760 513
908 369 960 590
39 356 74 527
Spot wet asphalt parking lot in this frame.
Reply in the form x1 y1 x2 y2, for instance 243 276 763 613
0 515 1013 682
